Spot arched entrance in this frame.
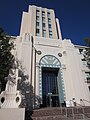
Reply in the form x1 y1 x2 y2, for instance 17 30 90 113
39 55 65 107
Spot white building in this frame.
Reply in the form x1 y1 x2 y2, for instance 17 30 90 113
16 5 90 108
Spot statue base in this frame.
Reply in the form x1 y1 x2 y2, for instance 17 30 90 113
0 108 25 120
0 91 21 108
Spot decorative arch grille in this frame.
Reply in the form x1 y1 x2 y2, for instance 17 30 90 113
40 55 61 67
39 55 66 104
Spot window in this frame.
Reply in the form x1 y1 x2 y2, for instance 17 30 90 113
48 18 51 23
85 72 90 79
36 9 39 12
85 71 90 76
42 11 45 16
82 59 87 66
79 49 83 54
49 34 53 38
48 24 51 29
47 12 50 17
36 28 39 33
81 59 86 61
42 30 46 37
36 28 40 36
36 9 40 16
36 9 40 22
42 23 45 28
42 17 45 22
49 31 53 38
85 72 90 83
36 22 39 27
36 16 39 21
49 30 52 34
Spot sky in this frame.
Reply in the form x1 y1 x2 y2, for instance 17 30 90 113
0 0 90 45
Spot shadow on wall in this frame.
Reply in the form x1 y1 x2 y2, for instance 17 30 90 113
17 70 42 110
17 69 33 111
16 61 42 111
17 69 34 120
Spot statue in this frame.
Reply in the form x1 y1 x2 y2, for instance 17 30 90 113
0 60 21 108
6 69 16 86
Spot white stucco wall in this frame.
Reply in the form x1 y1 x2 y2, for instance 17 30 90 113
16 34 90 106
15 5 90 107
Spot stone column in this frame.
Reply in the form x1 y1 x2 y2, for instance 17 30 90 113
36 63 40 96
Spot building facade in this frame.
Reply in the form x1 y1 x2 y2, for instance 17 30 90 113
16 5 90 108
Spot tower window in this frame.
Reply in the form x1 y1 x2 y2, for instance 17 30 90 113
79 49 83 54
36 28 40 36
42 23 45 28
36 22 39 27
36 16 39 21
47 12 50 17
42 11 45 16
36 9 39 12
49 34 53 38
42 30 46 37
85 72 90 83
49 30 53 38
36 9 40 16
36 28 39 33
82 59 87 66
48 24 51 29
49 30 52 34
42 17 45 23
48 18 51 23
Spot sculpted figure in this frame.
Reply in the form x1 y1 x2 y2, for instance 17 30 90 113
7 69 16 86
0 60 21 108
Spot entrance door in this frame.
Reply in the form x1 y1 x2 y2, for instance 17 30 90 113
42 67 60 107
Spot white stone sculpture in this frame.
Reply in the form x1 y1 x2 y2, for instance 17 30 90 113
0 60 21 108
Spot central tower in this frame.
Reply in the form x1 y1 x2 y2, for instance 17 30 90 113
20 5 62 40
16 5 66 109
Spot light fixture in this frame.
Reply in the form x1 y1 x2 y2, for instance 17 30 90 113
36 50 42 55
58 53 62 57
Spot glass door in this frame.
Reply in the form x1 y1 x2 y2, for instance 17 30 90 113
42 67 59 107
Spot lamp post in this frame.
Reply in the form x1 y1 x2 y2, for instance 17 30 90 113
30 36 33 85
33 49 41 109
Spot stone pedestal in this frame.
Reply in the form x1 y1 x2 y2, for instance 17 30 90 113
0 91 21 108
0 108 25 120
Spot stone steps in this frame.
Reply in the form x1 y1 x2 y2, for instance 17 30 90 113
32 115 70 120
32 108 62 117
25 106 90 120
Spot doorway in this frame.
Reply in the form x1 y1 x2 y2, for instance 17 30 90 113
42 67 60 107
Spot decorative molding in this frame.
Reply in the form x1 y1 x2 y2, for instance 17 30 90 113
40 55 61 67
62 64 66 69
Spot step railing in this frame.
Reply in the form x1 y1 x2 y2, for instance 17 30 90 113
82 99 90 104
69 100 86 119
61 107 86 119
62 104 90 119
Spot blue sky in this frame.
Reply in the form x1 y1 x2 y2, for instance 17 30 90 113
0 0 90 45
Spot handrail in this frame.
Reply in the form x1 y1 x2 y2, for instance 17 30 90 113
69 100 84 107
82 99 90 103
69 100 86 119
76 102 84 107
